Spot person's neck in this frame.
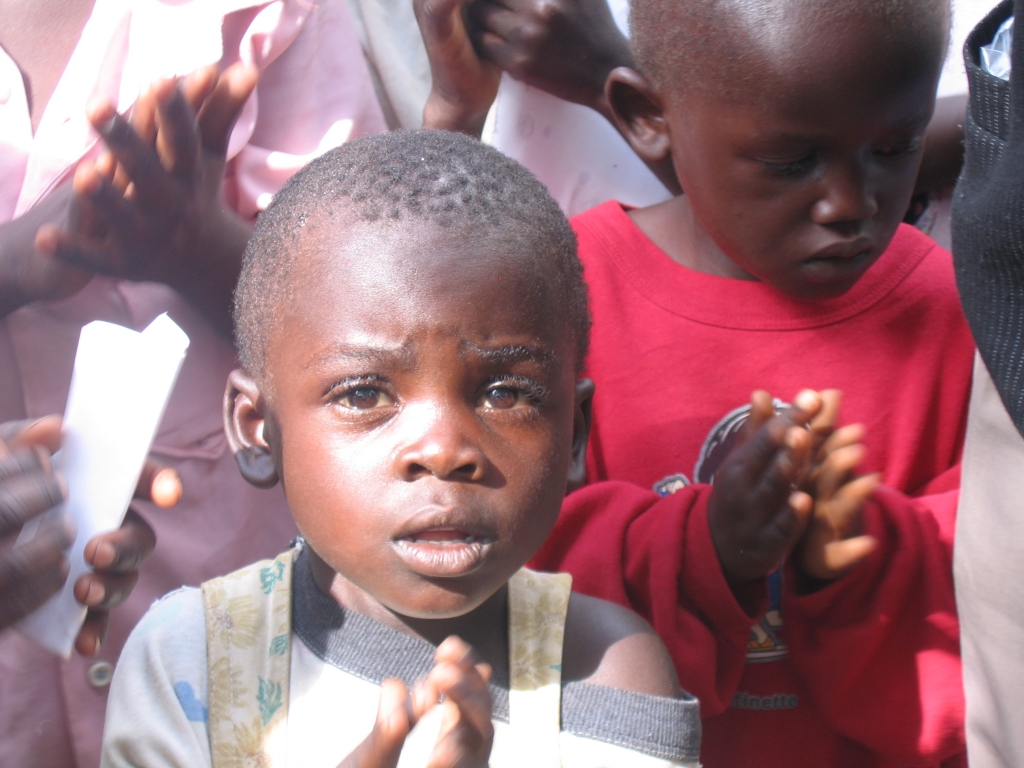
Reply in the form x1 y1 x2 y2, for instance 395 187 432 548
629 195 758 281
308 548 510 679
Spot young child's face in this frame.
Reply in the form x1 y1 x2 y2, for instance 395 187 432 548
663 16 943 299
257 216 582 619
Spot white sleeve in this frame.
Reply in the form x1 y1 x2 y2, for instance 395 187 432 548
101 587 212 768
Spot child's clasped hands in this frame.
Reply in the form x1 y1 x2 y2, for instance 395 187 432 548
708 388 880 600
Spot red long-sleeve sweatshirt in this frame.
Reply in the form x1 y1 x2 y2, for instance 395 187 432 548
536 202 975 766
531 483 963 767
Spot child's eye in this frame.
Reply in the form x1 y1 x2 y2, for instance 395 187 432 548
340 387 393 410
482 387 524 409
328 377 396 410
478 378 546 410
874 137 924 158
758 154 817 177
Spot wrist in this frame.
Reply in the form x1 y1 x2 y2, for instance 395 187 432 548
166 208 251 336
422 93 490 138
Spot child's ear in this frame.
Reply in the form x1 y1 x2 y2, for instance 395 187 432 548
567 379 595 494
224 369 280 489
606 67 672 165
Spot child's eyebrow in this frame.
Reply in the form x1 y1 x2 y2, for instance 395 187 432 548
306 342 416 370
461 342 556 367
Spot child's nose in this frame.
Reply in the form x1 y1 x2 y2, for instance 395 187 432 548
394 407 488 482
810 163 879 225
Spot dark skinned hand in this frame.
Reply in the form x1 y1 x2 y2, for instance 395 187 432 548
416 0 502 136
36 63 258 337
0 416 181 655
0 182 92 319
707 390 822 588
467 0 634 121
337 636 494 768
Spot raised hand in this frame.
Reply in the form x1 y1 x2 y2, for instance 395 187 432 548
0 416 181 654
337 636 493 768
425 636 494 768
467 0 633 120
37 64 258 336
707 390 821 586
0 183 92 319
416 0 502 136
795 420 879 583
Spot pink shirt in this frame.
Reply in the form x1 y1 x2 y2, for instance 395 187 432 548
0 2 386 767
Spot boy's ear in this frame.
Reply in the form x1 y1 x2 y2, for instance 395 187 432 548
224 369 280 489
567 378 595 494
606 67 673 165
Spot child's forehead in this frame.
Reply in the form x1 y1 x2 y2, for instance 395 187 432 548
282 215 569 349
648 0 947 98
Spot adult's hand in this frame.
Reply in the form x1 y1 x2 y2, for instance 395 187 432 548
38 64 258 337
0 416 181 654
468 0 634 121
0 183 92 319
416 0 502 136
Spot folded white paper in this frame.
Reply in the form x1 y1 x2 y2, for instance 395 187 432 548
16 314 189 658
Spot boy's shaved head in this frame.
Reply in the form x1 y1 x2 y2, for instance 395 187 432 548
234 130 589 381
631 0 950 94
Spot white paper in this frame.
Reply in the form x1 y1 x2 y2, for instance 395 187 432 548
982 16 1015 81
16 314 189 658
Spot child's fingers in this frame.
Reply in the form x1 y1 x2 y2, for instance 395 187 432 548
815 443 866 500
69 162 135 234
180 66 220 114
74 608 109 656
154 81 202 183
0 446 49 485
429 653 494 733
337 678 414 768
0 415 63 454
807 389 842 453
0 545 70 629
74 568 138 610
818 535 878 576
82 510 155 573
818 473 880 536
86 100 177 210
129 85 159 146
0 470 66 538
196 63 258 156
818 423 865 459
787 389 823 428
758 489 814 565
741 390 776 439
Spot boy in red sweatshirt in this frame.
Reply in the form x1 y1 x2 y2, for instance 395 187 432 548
538 0 972 764
413 0 971 764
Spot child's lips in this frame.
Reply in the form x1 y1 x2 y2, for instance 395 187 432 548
392 529 493 577
391 509 497 577
804 242 875 282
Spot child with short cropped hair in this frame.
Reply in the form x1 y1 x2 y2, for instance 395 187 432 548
100 129 875 768
101 130 700 768
416 0 972 765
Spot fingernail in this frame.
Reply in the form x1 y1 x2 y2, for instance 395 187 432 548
88 581 106 605
94 541 117 568
794 389 818 410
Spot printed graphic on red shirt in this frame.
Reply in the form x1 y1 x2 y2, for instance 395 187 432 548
655 399 791 663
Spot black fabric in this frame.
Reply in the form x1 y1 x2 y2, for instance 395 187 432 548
290 547 702 763
952 0 1024 436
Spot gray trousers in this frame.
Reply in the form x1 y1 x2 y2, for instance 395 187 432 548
956 353 1024 767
